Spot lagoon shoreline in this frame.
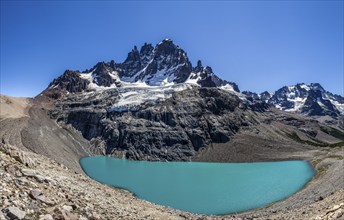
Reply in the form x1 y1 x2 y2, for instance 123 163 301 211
79 156 316 215
1 142 343 219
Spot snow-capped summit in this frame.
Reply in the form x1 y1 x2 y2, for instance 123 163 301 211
46 40 343 118
47 39 238 92
268 83 310 111
121 39 193 85
250 83 343 117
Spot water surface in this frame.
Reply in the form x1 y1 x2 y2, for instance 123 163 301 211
80 157 315 215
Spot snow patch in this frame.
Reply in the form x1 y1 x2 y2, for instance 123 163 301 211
220 84 248 101
285 97 307 112
184 72 201 85
300 84 310 91
220 84 235 92
80 71 119 90
330 100 344 114
108 83 194 112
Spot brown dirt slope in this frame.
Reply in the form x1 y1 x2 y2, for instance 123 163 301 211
0 95 91 173
0 95 31 120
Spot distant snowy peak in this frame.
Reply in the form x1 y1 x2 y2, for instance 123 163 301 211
242 83 343 117
272 83 343 116
48 39 239 92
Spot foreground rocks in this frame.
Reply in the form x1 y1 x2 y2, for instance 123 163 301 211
0 144 194 220
1 143 343 219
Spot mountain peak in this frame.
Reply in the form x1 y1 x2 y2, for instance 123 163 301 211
140 43 154 55
155 38 179 57
159 38 173 43
124 46 141 64
196 60 202 67
266 83 343 116
47 39 239 93
310 83 325 92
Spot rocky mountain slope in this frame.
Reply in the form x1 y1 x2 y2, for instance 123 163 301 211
39 39 344 162
46 84 344 162
0 95 32 120
0 95 90 173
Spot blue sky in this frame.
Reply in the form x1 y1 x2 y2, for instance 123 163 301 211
1 1 343 97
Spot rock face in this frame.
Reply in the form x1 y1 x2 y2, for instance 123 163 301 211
48 81 344 161
48 70 89 94
50 87 250 161
90 62 119 87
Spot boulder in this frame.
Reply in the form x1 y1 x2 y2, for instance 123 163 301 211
5 206 26 220
29 189 55 205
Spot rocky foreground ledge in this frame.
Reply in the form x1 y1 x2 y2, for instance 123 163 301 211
0 143 343 220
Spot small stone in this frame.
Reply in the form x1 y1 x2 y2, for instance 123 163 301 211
5 206 26 220
0 212 6 220
34 175 45 183
15 170 22 177
15 177 29 185
5 165 17 176
21 169 36 177
3 199 10 206
330 204 341 212
62 205 74 212
32 174 58 186
27 201 40 212
39 214 54 220
29 189 55 206
90 212 101 220
12 151 35 167
332 209 343 219
315 196 324 202
71 204 78 210
64 211 79 220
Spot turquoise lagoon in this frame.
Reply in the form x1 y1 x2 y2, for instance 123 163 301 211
80 157 315 215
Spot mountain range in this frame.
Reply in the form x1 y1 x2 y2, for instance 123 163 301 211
46 39 343 118
24 39 340 163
